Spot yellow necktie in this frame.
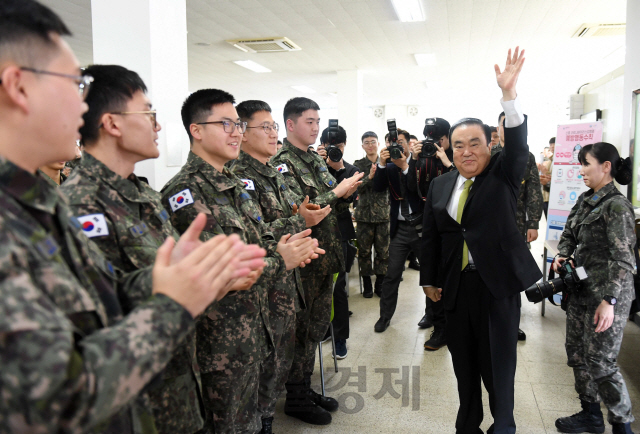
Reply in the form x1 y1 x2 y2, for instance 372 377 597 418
457 179 473 270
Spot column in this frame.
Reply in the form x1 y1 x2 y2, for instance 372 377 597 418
337 70 365 163
91 0 189 190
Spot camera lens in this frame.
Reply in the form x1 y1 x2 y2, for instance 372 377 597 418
525 277 564 303
421 143 437 158
328 147 343 162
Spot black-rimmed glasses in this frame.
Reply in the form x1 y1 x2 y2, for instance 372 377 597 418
196 120 247 134
110 111 158 129
8 67 94 99
245 122 279 134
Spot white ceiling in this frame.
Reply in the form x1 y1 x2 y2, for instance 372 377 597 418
41 0 627 137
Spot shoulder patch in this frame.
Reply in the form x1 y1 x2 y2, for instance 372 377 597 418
276 163 289 173
319 166 327 172
241 179 255 190
77 214 109 238
301 167 310 174
168 189 194 212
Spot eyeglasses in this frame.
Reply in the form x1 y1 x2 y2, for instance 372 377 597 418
196 120 247 134
363 140 378 146
110 110 158 129
245 122 279 134
12 67 94 99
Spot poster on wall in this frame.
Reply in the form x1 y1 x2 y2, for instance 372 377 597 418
545 122 603 266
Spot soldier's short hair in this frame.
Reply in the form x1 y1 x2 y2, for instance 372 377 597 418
320 125 346 145
80 65 147 145
283 97 320 123
498 111 505 124
489 126 497 133
0 0 70 68
361 131 378 142
236 100 271 123
549 137 556 144
181 89 235 144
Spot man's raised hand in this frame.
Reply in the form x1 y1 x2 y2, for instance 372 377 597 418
494 46 525 102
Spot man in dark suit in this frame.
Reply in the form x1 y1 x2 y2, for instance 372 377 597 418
372 128 423 332
421 47 540 434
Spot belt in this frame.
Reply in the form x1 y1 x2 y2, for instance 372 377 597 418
462 263 477 272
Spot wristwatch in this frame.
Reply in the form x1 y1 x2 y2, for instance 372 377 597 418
603 295 617 306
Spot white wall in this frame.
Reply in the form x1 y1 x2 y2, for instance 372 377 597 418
582 66 625 150
622 0 640 161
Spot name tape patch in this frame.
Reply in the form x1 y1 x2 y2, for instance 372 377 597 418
169 189 194 212
77 214 109 238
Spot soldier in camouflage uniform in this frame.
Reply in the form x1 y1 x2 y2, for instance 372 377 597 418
60 65 204 434
233 100 332 434
555 143 636 434
353 131 390 298
161 89 319 434
0 3 264 432
271 97 363 426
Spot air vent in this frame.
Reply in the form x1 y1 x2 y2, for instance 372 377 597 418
573 23 625 38
226 37 301 53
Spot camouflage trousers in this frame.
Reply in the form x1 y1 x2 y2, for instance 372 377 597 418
288 273 333 383
566 300 635 424
147 371 204 434
199 363 261 434
356 221 390 276
258 312 296 418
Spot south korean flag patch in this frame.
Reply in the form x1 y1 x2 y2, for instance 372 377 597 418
169 189 194 212
77 214 109 238
276 163 289 174
241 179 255 190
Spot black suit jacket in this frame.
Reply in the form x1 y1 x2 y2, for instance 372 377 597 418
373 161 422 238
420 118 542 310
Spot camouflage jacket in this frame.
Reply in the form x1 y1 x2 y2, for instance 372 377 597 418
0 155 193 434
558 182 637 305
231 150 306 314
61 152 204 434
493 147 542 236
271 138 344 275
353 156 390 223
161 151 285 372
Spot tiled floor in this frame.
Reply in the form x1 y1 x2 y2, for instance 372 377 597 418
272 225 640 433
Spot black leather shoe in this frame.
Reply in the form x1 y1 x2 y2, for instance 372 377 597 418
612 422 635 434
555 400 604 433
362 276 373 298
261 417 273 434
374 317 390 333
424 329 446 351
408 258 420 270
304 374 339 412
284 382 331 425
418 314 433 329
518 328 526 341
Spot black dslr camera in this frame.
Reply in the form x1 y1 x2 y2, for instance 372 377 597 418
525 260 588 304
387 119 404 160
325 119 343 162
420 118 450 158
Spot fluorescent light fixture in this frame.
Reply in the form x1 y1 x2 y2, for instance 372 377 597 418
233 60 271 73
291 85 316 93
391 0 425 22
414 53 437 66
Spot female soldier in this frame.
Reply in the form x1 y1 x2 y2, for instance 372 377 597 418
554 142 636 434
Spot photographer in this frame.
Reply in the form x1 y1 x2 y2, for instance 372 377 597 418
317 125 358 359
553 143 636 434
408 118 453 350
372 127 423 333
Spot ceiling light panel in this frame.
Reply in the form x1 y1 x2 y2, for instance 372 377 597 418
414 53 437 66
233 60 271 73
391 0 425 22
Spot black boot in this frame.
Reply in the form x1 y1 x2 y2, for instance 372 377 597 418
284 381 331 425
261 417 273 434
555 400 604 433
374 274 384 297
304 374 339 412
362 276 373 298
612 422 635 434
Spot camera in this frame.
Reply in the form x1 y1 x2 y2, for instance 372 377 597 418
419 118 450 158
386 119 404 160
525 261 588 304
325 119 343 162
